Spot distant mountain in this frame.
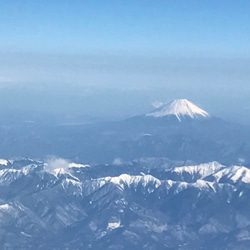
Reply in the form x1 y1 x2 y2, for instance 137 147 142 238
0 99 250 165
0 158 249 249
146 99 210 121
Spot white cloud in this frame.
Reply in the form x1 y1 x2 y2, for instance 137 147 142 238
44 157 70 176
151 101 164 108
113 158 122 166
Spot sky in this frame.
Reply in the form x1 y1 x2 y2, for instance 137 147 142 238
0 1 250 122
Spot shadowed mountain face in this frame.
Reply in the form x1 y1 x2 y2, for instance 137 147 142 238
0 99 250 165
0 158 249 249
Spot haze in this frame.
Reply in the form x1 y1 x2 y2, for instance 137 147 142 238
0 1 250 123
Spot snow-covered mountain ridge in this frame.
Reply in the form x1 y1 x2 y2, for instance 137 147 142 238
0 158 249 249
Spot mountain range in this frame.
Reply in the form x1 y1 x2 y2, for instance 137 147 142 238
0 158 249 249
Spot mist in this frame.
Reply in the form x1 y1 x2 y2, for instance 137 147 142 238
0 52 250 124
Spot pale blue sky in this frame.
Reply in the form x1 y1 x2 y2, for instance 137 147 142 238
0 0 249 56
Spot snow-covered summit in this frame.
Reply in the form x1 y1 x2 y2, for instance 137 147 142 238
146 99 210 121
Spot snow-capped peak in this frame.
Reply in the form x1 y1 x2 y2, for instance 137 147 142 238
146 99 209 121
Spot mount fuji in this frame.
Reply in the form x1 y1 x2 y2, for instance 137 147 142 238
146 99 210 121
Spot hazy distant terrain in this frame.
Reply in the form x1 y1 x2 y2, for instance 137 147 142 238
1 82 250 124
1 100 250 166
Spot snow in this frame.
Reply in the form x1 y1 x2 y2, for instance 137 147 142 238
168 179 216 194
233 167 250 183
172 162 224 179
165 180 173 188
83 174 161 195
0 204 11 210
21 232 32 237
213 165 250 184
63 178 83 194
0 159 8 166
107 221 121 230
105 174 161 190
68 163 90 168
146 99 209 121
174 181 189 194
22 166 32 175
194 180 216 192
0 169 26 185
53 168 68 176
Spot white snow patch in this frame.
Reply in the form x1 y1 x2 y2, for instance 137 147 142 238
0 159 8 166
108 174 161 190
0 204 10 210
69 163 90 168
195 179 215 190
170 179 216 194
213 165 250 184
86 174 161 194
173 162 224 179
0 168 27 185
107 221 121 230
174 182 189 194
21 232 32 237
62 178 82 192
